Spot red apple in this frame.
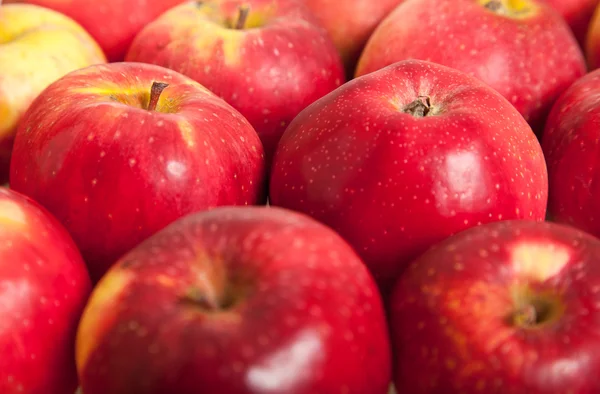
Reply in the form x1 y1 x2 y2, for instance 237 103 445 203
355 0 586 135
269 59 548 294
9 62 267 283
75 205 392 394
543 0 599 45
4 0 186 61
0 186 91 394
126 0 345 167
541 68 600 238
390 219 600 393
302 0 404 76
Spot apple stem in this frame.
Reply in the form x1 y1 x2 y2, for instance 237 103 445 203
182 287 221 311
234 5 251 30
513 304 537 327
147 81 169 112
484 0 502 12
403 96 432 118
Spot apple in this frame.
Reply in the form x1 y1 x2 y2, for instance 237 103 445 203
0 3 106 184
355 0 586 135
584 2 600 69
9 62 267 283
0 186 91 394
389 219 600 393
75 205 392 394
269 59 549 294
302 0 404 76
543 0 599 46
125 0 345 167
4 0 185 62
541 68 600 238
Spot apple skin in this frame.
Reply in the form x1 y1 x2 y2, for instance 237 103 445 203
4 0 185 61
0 3 106 185
9 62 267 283
302 0 404 76
0 187 92 394
390 219 600 393
269 59 548 294
541 69 600 238
75 205 392 394
584 3 600 69
125 0 345 167
355 0 587 135
543 0 599 45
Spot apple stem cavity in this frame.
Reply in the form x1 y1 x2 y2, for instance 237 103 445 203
403 96 432 118
234 5 251 30
147 81 169 112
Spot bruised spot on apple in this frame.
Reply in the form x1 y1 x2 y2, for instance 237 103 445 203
75 206 392 394
390 219 600 393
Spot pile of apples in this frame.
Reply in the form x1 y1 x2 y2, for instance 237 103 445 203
5 0 600 392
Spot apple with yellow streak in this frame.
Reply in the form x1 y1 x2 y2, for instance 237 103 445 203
356 0 586 135
0 3 105 184
390 219 600 393
9 62 267 283
0 186 91 394
126 0 345 167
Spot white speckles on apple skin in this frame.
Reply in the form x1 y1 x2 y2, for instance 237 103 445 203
270 59 548 292
356 0 586 135
390 219 600 393
78 206 392 394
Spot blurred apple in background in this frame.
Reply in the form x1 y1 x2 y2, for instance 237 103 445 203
584 2 600 68
542 69 600 238
126 0 345 168
356 0 586 136
390 219 600 393
0 187 91 394
10 62 267 283
270 60 548 294
0 3 105 185
76 206 392 394
302 0 404 77
543 0 599 45
5 0 185 61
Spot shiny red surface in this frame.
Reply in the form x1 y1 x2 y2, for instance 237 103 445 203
0 187 91 394
77 206 392 394
270 60 548 293
10 62 267 282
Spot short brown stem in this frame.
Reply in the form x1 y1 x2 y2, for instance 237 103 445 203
403 96 432 118
147 81 169 112
484 0 503 11
513 304 537 327
234 5 251 29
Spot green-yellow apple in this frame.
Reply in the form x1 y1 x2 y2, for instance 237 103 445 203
356 0 587 135
126 0 345 167
9 62 267 283
0 186 91 394
270 59 548 295
75 206 392 394
4 0 186 61
302 0 404 76
0 3 106 184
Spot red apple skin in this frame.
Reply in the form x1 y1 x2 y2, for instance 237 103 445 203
269 59 548 294
9 62 267 283
541 69 600 238
356 0 587 135
390 219 600 393
125 0 345 167
75 206 392 394
4 0 186 61
543 0 599 45
0 187 91 394
302 0 404 76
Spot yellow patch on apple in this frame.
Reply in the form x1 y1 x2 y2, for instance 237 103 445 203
510 241 570 282
0 199 28 230
75 269 133 372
